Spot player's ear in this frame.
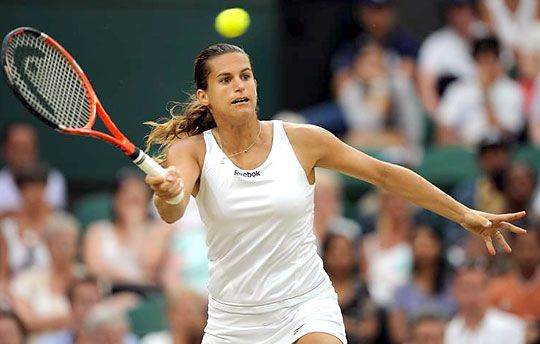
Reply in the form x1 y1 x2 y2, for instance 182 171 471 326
196 89 209 106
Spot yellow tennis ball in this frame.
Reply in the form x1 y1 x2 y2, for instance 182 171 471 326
215 8 250 38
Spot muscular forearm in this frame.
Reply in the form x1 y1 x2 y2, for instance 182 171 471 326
376 163 470 224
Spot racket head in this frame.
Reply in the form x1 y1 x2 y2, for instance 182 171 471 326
1 27 97 132
2 27 135 156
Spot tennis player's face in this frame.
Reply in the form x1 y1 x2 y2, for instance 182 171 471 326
201 52 257 122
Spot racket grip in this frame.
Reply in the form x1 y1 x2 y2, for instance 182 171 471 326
130 147 184 205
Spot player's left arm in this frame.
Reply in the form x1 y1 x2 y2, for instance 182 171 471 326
286 123 526 254
291 123 469 222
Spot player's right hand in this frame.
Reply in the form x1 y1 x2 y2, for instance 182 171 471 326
145 166 184 202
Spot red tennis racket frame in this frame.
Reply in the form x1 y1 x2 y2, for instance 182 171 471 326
2 27 183 204
39 33 136 157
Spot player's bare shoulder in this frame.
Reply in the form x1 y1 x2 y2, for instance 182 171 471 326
282 122 334 152
281 122 335 166
167 133 206 167
282 122 326 144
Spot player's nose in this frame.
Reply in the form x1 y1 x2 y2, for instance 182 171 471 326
233 76 245 91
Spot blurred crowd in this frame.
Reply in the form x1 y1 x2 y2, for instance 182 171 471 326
1 0 540 343
287 0 540 163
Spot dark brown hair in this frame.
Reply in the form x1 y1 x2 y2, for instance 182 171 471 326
145 44 248 165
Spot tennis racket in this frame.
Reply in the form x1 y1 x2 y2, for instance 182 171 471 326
1 27 183 204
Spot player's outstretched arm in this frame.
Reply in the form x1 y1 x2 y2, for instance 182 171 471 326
146 135 203 224
289 124 527 255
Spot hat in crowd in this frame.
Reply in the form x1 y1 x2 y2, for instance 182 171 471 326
357 0 393 6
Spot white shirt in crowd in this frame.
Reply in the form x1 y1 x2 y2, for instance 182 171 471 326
418 26 484 80
437 76 524 145
444 308 526 344
140 331 171 344
11 267 70 343
0 167 67 213
482 0 539 49
362 237 412 308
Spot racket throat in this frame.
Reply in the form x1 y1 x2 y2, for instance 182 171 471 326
130 147 165 177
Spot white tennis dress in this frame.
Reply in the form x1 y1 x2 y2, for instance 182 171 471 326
195 120 346 344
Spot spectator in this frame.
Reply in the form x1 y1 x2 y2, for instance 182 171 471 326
360 191 413 308
389 225 456 344
479 0 540 52
36 276 103 344
454 158 535 276
322 232 379 343
449 135 512 246
515 22 540 137
531 101 540 145
436 37 524 146
83 168 167 292
488 228 540 320
331 0 419 92
0 122 66 216
410 312 447 344
0 165 53 289
444 260 526 344
313 168 360 250
528 48 540 147
141 286 206 344
159 197 209 296
418 0 487 114
304 0 420 139
314 168 343 244
501 161 538 223
10 212 80 342
0 310 26 344
336 38 423 158
83 305 137 344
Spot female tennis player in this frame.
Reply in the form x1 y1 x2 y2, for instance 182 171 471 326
144 44 527 344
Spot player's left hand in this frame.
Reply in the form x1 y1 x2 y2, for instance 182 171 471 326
460 209 527 255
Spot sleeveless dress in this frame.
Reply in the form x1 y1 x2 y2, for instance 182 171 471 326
196 120 346 344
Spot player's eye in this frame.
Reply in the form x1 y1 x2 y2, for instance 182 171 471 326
219 77 231 84
241 74 251 81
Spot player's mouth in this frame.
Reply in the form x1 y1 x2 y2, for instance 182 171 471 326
231 97 250 105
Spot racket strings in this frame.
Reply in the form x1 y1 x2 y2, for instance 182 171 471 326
4 33 91 129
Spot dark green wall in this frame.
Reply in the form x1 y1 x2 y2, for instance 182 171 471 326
0 0 278 181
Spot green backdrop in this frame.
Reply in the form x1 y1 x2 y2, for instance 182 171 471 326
0 0 279 181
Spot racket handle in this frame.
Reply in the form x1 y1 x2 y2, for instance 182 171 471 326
130 147 184 205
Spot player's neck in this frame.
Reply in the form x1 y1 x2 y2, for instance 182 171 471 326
214 119 262 154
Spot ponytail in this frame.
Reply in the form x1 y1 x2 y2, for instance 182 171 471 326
144 95 216 165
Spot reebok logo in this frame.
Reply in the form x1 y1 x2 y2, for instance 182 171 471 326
234 170 261 177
